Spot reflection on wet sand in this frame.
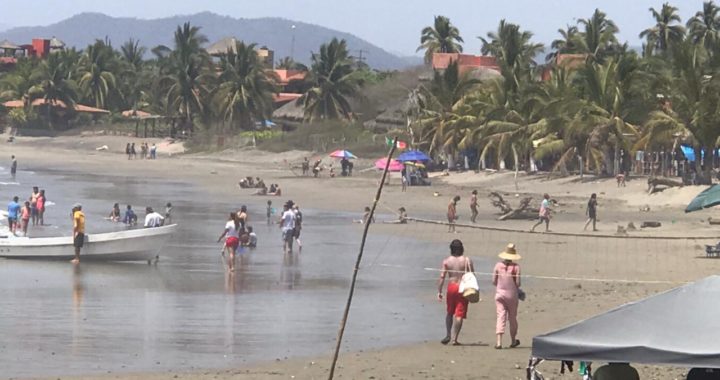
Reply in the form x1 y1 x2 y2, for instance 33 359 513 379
281 251 302 289
72 264 84 356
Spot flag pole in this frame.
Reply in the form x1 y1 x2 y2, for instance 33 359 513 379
327 138 398 380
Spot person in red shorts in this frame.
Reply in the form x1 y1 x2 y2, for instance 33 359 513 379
437 239 474 345
217 212 240 272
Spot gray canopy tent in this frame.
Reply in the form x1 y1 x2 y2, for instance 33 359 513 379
532 276 720 368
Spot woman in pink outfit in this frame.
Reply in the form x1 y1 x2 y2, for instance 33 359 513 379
492 243 522 349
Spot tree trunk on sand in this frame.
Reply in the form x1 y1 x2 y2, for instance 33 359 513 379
488 192 538 220
647 177 684 194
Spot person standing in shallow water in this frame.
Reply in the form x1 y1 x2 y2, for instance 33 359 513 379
72 204 85 264
584 193 598 232
437 239 474 346
447 196 460 233
10 155 17 177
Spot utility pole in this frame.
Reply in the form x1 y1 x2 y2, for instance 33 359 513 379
353 49 368 65
290 25 296 60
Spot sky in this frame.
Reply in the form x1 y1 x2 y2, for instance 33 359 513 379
0 0 709 56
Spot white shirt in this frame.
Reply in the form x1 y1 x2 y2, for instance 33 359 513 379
281 210 296 231
225 220 239 238
249 232 257 245
144 212 165 227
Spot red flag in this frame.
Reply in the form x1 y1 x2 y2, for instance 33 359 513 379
396 140 407 149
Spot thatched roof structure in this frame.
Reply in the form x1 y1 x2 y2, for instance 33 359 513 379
272 100 305 122
0 40 21 50
206 37 239 56
49 37 65 49
363 99 409 132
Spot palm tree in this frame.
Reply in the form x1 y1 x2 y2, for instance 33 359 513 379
214 41 279 130
300 38 362 121
479 20 544 99
163 22 211 131
640 3 685 55
78 40 117 109
547 25 580 61
120 38 146 71
576 9 620 61
417 15 464 64
640 38 720 182
687 0 720 64
0 58 37 102
276 56 307 71
415 61 482 162
28 53 78 128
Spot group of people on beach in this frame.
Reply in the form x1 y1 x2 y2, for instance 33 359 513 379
108 202 172 227
438 239 524 349
6 186 48 236
218 205 259 272
125 142 158 160
445 190 600 234
240 176 283 196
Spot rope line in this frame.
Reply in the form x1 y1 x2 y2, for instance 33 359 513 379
367 263 688 285
407 217 717 241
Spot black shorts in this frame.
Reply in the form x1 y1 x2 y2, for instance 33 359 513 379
293 228 301 238
74 233 85 248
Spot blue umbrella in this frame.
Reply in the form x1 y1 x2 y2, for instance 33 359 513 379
397 150 430 162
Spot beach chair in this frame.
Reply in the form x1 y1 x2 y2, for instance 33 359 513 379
705 242 720 258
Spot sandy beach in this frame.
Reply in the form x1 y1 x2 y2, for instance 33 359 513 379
4 134 718 380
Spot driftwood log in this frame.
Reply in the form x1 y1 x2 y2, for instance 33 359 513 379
489 192 538 220
647 177 683 194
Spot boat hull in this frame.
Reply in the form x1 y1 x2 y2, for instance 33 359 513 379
0 224 177 261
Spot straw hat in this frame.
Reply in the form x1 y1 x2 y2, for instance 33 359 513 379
498 243 522 261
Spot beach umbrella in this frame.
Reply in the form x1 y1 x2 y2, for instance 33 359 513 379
374 157 404 171
329 150 357 159
397 150 430 162
685 184 720 212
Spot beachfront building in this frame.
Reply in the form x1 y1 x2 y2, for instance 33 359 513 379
431 52 502 79
540 53 588 81
206 37 275 67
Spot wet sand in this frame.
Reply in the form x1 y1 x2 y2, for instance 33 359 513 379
3 135 718 379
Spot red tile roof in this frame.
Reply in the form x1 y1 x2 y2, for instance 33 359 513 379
432 53 501 74
274 69 307 86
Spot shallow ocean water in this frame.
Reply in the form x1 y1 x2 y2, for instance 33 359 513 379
0 165 487 378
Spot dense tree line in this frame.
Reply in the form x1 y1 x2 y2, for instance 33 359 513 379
0 23 366 130
415 2 720 182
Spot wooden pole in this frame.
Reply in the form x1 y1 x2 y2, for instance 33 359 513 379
327 138 398 380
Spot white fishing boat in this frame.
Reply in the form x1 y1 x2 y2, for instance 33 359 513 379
0 224 177 261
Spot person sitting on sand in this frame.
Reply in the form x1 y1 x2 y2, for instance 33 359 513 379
238 178 250 188
253 184 268 196
248 226 257 248
269 184 282 196
361 206 374 224
123 205 137 225
384 207 408 224
269 184 277 194
109 203 121 222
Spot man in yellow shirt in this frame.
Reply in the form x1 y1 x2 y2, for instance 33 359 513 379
72 204 85 264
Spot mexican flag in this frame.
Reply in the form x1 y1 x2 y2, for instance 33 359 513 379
385 137 408 150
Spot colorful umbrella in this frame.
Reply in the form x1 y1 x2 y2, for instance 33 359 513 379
685 184 720 212
397 150 430 162
374 157 404 172
329 150 357 159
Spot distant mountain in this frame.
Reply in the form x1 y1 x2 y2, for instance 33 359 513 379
0 12 414 70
